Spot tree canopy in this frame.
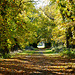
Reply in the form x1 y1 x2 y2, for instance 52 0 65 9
0 0 75 54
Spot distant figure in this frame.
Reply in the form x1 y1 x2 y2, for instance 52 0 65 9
37 41 45 48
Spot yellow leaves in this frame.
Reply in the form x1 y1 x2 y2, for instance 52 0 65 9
56 0 59 3
51 38 53 41
60 21 75 29
48 26 50 31
0 0 37 50
52 25 66 43
67 12 71 16
73 18 75 21
19 13 22 17
34 13 38 18
0 14 2 18
7 39 12 48
26 42 29 45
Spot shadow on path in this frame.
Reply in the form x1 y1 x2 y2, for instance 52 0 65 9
0 50 75 75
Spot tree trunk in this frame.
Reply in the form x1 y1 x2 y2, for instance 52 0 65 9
66 27 73 48
11 38 21 51
66 33 69 48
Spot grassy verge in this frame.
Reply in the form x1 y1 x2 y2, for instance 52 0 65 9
44 46 75 58
17 50 37 55
0 53 11 59
60 48 75 58
17 49 55 54
1 47 74 58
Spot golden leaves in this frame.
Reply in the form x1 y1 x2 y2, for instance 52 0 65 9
56 0 59 3
0 53 75 74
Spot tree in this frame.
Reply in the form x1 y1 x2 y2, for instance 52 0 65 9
0 0 39 54
56 0 75 48
46 0 75 48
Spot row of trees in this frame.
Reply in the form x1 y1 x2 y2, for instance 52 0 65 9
42 0 75 48
0 0 55 55
0 0 75 55
0 0 37 54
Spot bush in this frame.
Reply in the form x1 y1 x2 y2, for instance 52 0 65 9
1 53 11 59
60 48 75 58
51 45 65 53
51 46 75 58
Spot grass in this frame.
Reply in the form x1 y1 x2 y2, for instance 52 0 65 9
17 48 56 55
42 51 54 54
16 47 75 59
1 46 75 59
17 50 37 55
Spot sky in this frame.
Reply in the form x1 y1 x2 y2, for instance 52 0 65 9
34 0 50 9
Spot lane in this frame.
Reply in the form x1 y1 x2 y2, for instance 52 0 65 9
0 49 75 75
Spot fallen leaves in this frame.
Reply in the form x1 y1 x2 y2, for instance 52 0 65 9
0 53 75 75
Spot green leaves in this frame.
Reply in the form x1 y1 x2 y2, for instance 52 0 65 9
0 0 38 51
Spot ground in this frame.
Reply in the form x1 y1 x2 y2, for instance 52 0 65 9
0 49 75 75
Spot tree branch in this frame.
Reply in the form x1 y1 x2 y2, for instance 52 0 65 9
44 13 55 20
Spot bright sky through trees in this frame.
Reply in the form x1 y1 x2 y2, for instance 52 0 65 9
34 0 50 9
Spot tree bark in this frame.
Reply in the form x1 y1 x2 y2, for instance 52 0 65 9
66 27 73 48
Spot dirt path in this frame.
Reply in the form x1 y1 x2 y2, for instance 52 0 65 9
0 51 75 75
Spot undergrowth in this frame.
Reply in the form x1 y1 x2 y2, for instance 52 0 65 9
60 48 75 58
0 53 11 59
50 46 75 58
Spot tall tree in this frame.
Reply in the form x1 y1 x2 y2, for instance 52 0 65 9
0 0 38 54
47 0 75 48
